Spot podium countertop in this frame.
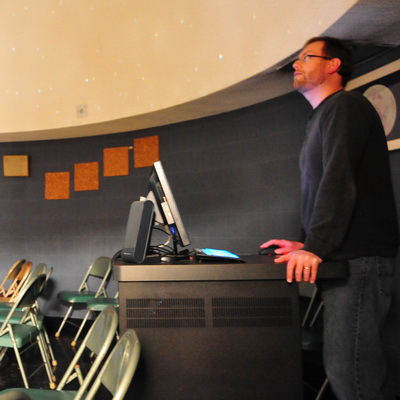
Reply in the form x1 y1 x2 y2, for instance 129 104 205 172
113 254 348 282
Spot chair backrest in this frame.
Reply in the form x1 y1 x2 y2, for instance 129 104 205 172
0 274 47 332
78 257 112 297
82 329 141 400
22 263 48 287
56 305 119 392
0 264 51 323
33 263 48 276
0 259 26 296
29 264 53 310
44 266 53 287
5 262 33 302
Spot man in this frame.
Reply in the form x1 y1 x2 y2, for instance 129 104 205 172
261 37 399 400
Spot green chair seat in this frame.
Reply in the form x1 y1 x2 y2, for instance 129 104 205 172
0 389 78 400
0 302 34 310
0 309 24 324
87 297 119 311
58 290 99 303
0 310 45 327
0 323 39 348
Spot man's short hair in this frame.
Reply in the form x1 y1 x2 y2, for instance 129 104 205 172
305 36 353 86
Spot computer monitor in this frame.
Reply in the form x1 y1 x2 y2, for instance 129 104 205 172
147 161 191 256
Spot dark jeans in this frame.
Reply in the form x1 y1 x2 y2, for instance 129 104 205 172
318 256 395 400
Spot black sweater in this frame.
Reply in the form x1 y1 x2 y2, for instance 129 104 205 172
299 90 399 261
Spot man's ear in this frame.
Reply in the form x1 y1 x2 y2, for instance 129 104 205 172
327 57 342 75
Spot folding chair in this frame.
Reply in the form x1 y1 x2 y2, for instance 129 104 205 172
0 305 118 395
0 328 141 400
0 259 26 298
55 256 112 346
0 263 57 369
299 282 328 400
0 274 55 388
28 264 57 368
86 292 120 339
0 261 32 303
84 329 140 400
56 305 119 391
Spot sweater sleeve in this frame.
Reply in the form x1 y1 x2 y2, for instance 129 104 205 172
302 94 372 258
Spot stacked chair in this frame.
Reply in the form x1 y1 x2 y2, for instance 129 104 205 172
55 256 112 347
0 257 136 399
0 263 57 368
0 306 141 400
0 260 32 303
0 270 55 388
0 259 26 298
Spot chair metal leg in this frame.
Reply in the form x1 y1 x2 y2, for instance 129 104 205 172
0 347 7 362
71 310 92 347
316 377 329 400
36 332 57 388
9 329 30 388
42 325 57 366
55 305 74 337
8 323 57 389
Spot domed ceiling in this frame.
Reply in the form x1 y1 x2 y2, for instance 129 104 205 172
0 0 399 142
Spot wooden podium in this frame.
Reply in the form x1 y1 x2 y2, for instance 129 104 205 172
113 254 347 400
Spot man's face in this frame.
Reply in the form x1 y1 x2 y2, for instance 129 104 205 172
292 41 330 93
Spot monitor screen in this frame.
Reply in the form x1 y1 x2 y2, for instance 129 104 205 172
147 161 191 252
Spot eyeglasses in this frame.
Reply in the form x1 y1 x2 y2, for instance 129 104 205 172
294 54 333 63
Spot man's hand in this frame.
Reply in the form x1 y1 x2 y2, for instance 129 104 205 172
260 239 304 254
274 250 322 284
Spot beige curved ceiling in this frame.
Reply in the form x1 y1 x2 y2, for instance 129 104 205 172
0 0 399 142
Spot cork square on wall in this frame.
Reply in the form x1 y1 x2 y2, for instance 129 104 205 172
74 162 99 191
3 155 30 177
134 136 159 168
103 146 129 177
45 172 70 200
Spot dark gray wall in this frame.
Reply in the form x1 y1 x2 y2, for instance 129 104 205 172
0 47 399 393
0 90 311 318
